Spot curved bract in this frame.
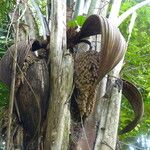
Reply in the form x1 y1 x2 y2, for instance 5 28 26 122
0 42 31 87
78 15 101 39
76 15 126 83
0 40 50 148
120 79 144 134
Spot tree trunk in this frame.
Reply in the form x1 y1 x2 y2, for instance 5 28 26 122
93 1 123 149
44 0 74 149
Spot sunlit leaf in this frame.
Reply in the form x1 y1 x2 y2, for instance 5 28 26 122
67 15 86 27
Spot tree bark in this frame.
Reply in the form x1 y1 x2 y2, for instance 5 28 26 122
24 4 39 39
44 0 74 149
94 1 123 149
73 0 84 19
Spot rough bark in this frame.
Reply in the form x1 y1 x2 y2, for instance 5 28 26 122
24 4 39 39
44 0 74 149
73 0 84 19
94 61 124 150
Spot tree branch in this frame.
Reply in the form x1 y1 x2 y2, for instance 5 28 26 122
30 0 49 39
109 0 122 21
24 3 39 39
73 0 84 19
44 0 73 149
117 0 150 26
6 1 21 149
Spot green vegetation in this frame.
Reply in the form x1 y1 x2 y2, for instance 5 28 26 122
0 0 15 23
67 15 87 27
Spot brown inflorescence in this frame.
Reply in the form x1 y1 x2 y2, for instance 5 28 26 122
74 50 100 118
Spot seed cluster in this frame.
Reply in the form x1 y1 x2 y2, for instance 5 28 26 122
74 50 100 117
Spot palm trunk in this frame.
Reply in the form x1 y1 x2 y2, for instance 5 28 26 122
44 0 74 149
